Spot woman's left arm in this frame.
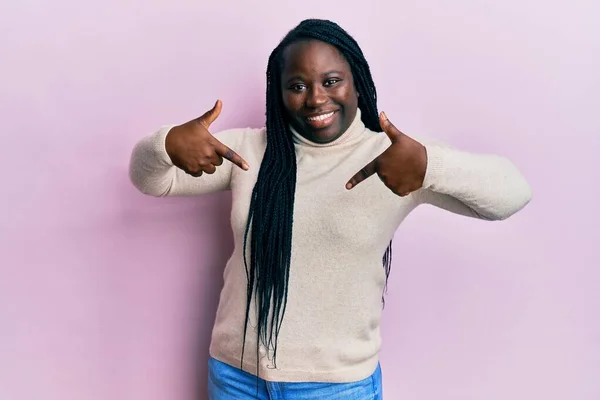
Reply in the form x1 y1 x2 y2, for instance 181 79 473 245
413 140 532 220
346 112 532 220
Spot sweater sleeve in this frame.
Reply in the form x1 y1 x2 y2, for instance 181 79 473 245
128 125 244 197
412 140 532 221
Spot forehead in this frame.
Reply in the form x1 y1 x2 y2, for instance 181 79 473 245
281 40 350 76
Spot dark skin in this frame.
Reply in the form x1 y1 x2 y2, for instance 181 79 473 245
165 99 249 177
346 111 428 197
165 39 427 197
280 40 359 144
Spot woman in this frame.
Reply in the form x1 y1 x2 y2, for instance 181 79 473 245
129 18 531 400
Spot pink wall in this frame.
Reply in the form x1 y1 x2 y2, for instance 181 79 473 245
1 1 598 399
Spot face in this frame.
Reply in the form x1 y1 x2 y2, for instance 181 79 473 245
280 40 359 144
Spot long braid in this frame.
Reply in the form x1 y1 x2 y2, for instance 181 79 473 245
241 19 393 372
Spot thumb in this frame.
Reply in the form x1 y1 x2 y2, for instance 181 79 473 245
380 111 402 143
198 99 222 129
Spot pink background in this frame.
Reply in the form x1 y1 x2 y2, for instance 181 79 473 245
1 1 598 399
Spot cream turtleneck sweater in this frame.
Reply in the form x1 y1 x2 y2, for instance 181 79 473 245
129 109 531 383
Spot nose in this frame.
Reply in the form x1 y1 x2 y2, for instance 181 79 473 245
305 85 327 108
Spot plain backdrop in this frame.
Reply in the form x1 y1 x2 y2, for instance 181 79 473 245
1 1 598 399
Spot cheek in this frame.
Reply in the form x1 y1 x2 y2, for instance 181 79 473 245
282 93 303 114
335 84 358 105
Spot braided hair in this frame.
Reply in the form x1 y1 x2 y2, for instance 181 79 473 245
241 18 393 370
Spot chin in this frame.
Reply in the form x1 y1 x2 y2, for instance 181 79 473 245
304 123 344 144
312 130 341 143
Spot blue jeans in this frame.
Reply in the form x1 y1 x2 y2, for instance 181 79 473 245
208 357 383 399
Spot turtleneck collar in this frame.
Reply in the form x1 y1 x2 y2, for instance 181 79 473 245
290 108 367 148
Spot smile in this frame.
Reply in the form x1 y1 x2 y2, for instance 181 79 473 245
306 111 336 122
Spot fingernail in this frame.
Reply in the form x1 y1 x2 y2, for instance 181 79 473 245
346 182 353 190
243 163 250 170
381 111 388 120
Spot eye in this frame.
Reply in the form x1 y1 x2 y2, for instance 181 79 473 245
324 78 341 86
290 83 306 92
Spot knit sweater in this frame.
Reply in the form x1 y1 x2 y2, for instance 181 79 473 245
129 109 531 383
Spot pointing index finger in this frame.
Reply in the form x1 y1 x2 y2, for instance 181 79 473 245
213 139 250 171
346 158 377 190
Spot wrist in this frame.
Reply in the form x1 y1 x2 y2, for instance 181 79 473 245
416 144 427 188
164 125 181 162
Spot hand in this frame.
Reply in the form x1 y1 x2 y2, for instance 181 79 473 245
165 100 249 176
346 112 427 196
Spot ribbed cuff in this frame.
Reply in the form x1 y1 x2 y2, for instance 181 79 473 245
422 145 446 189
152 125 177 166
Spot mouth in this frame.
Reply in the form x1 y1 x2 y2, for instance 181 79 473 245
304 110 338 129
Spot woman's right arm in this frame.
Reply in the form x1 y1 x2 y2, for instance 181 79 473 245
128 100 249 197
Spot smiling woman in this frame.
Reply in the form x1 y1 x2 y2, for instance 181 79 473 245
128 18 532 400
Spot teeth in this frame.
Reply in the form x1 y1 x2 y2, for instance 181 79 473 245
307 112 334 122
